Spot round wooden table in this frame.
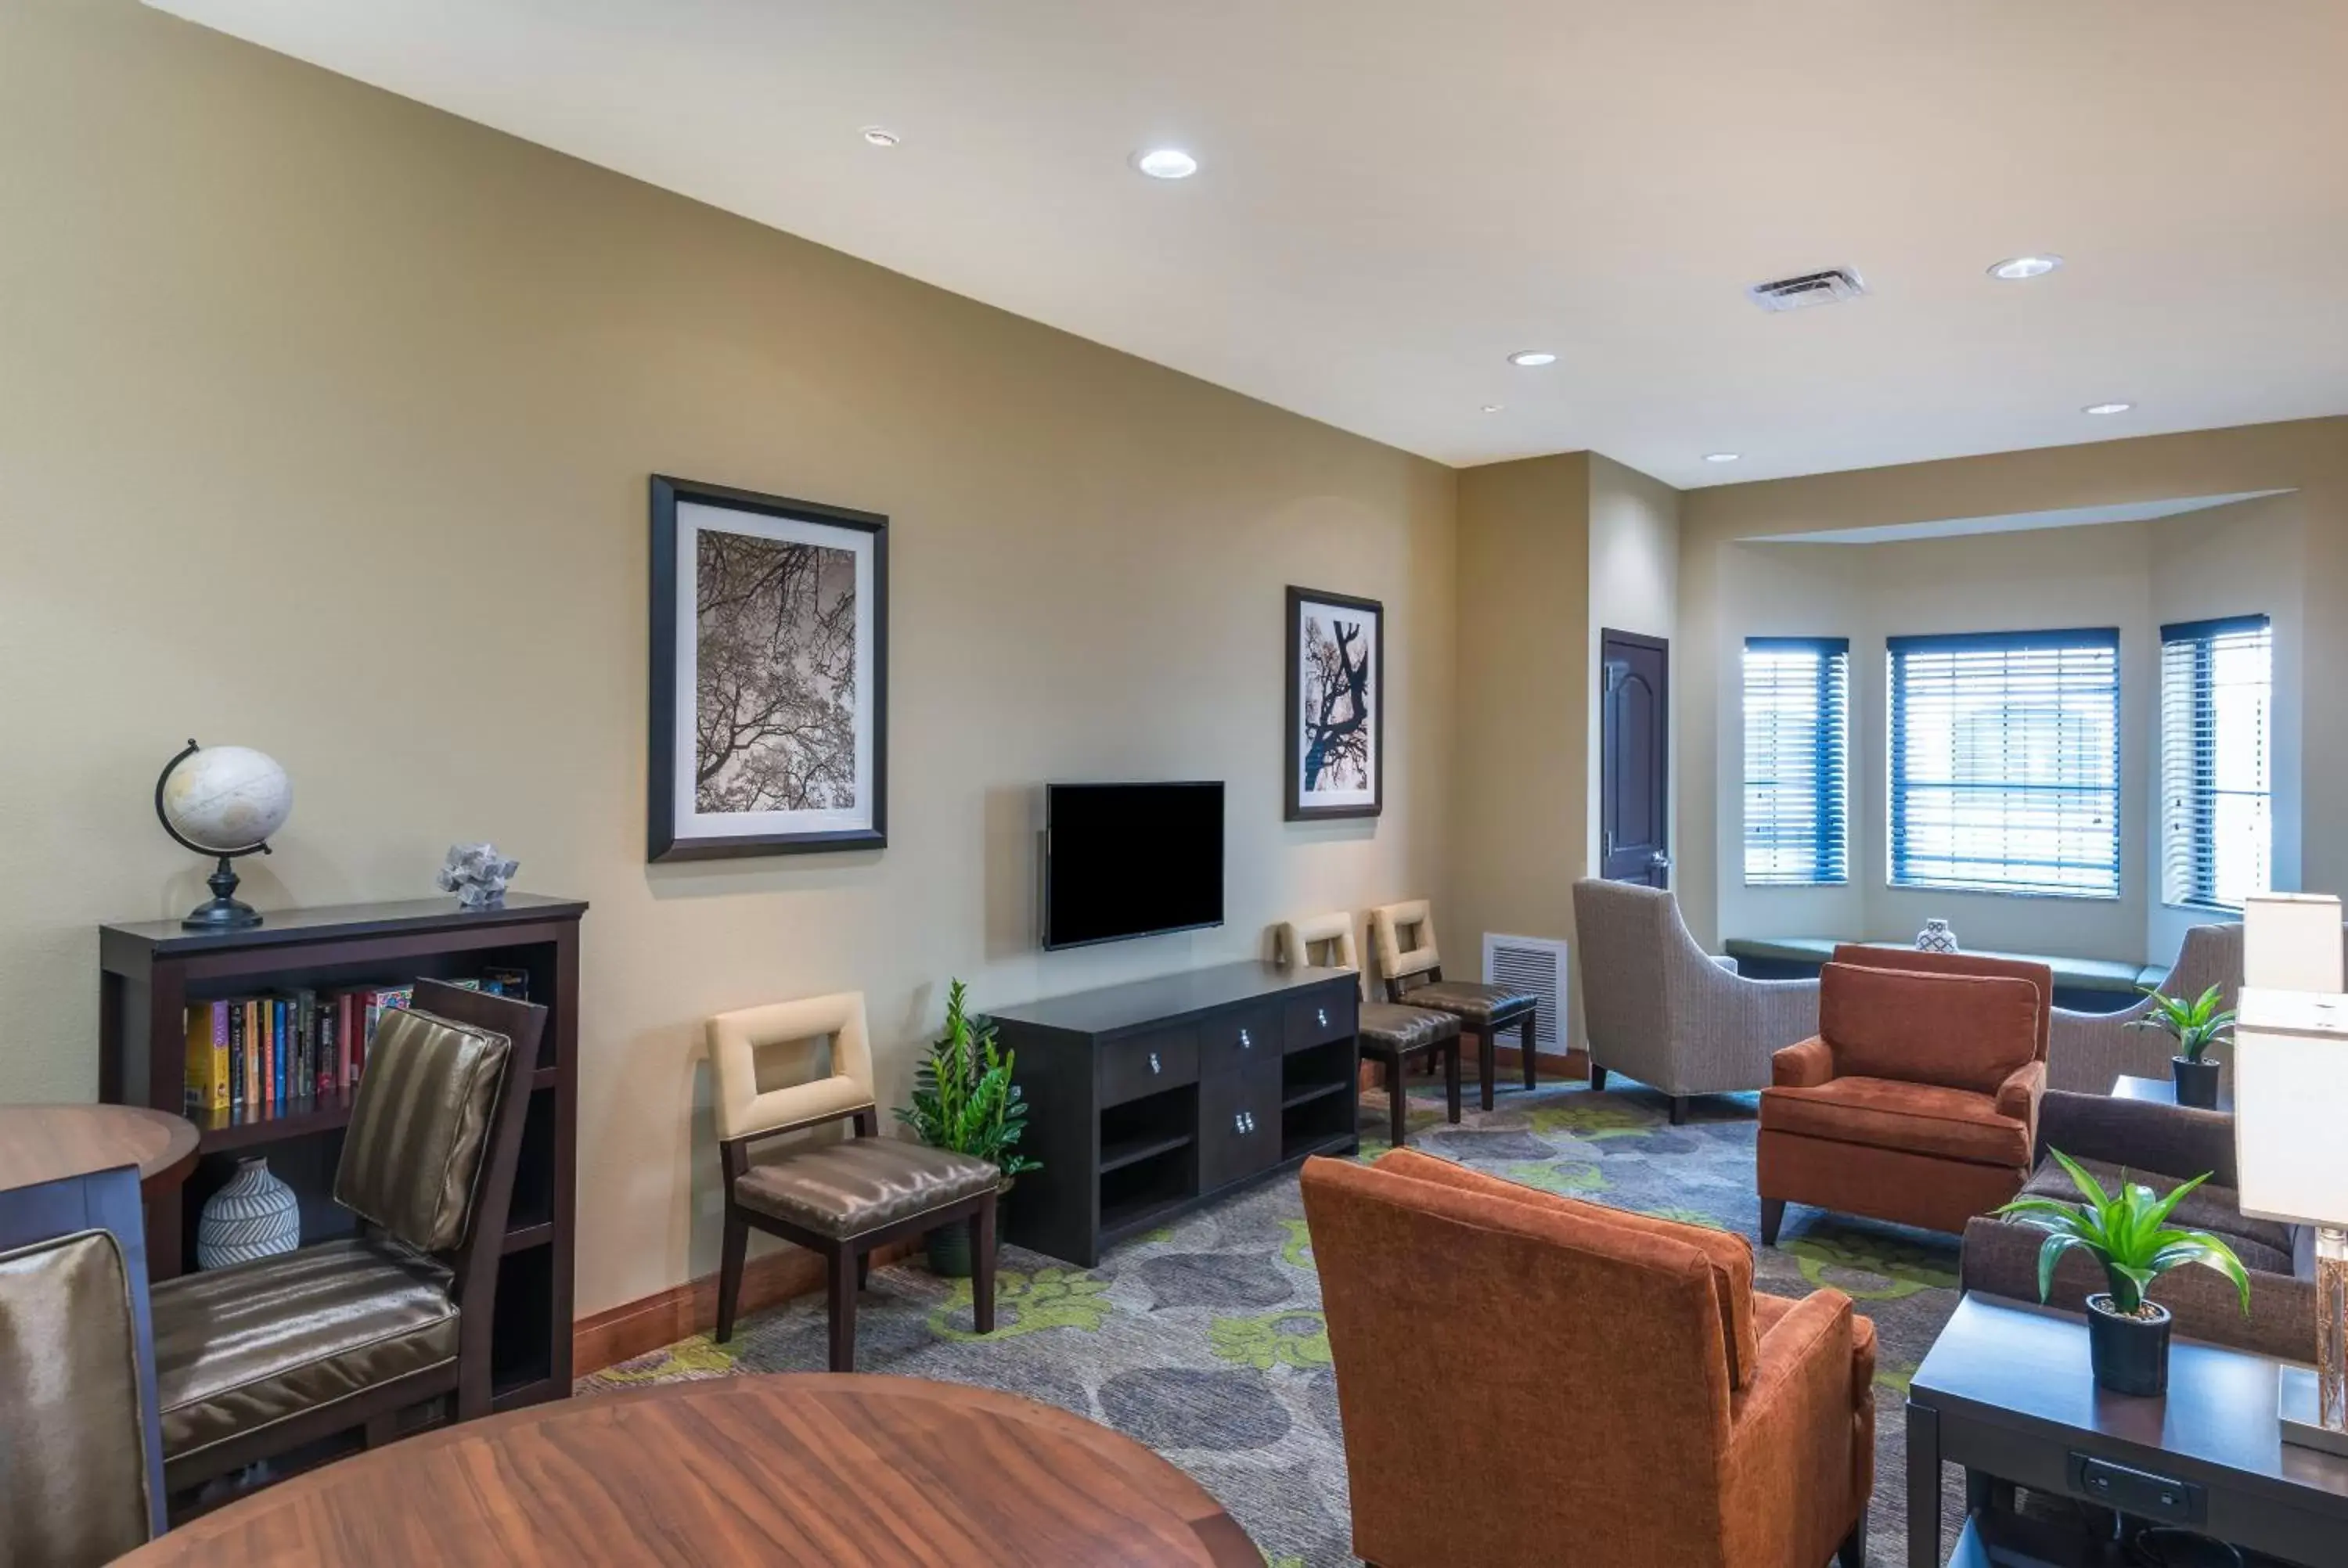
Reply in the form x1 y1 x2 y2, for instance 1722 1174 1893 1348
0 1102 200 1197
121 1373 1262 1566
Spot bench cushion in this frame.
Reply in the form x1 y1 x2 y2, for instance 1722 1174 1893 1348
1397 980 1537 1026
153 1237 457 1466
1726 937 2148 995
1762 1077 2031 1167
735 1139 998 1239
1358 1002 1460 1056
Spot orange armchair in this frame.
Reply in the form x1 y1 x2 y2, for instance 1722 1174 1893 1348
1759 947 2051 1243
1302 1149 1874 1568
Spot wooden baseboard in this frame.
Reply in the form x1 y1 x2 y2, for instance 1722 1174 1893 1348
572 1238 920 1378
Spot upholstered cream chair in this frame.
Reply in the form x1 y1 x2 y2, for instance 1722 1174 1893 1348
1370 899 1539 1112
1280 912 1461 1149
708 991 1000 1369
2049 922 2242 1094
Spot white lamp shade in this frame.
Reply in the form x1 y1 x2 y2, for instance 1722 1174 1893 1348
2243 893 2344 991
2235 987 2348 1227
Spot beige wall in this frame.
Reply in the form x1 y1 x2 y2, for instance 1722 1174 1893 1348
1680 422 2348 961
1586 455 1681 877
1453 454 1589 1040
0 0 1457 1316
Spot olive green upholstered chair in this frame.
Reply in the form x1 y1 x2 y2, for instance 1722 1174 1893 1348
708 991 1000 1371
0 1165 164 1566
1279 911 1461 1148
149 980 545 1497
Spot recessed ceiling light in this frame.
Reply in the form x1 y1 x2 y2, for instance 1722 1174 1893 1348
1480 405 1504 414
1989 254 2062 281
860 126 900 148
2083 401 2134 415
1133 148 1198 180
1506 351 1557 368
1704 452 1741 463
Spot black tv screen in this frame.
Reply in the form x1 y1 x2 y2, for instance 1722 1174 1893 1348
1043 782 1225 950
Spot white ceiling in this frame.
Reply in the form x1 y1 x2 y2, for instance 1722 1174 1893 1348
1760 491 2294 545
149 0 2348 487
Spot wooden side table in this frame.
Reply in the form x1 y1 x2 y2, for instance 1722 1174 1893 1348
121 1372 1262 1566
0 1102 199 1197
2112 1072 2233 1114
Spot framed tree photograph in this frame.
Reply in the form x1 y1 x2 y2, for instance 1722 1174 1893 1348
649 475 888 861
1285 586 1382 821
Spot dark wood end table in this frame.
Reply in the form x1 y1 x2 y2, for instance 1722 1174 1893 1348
1908 1294 2348 1567
2112 1073 2234 1115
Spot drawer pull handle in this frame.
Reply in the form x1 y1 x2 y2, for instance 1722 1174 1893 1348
1148 1052 1161 1074
1239 1028 1251 1048
1317 1008 1328 1028
1233 1111 1256 1135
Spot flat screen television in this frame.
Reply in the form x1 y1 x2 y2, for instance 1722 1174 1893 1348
1043 782 1224 951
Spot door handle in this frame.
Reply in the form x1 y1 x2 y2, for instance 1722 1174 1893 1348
1650 853 1672 869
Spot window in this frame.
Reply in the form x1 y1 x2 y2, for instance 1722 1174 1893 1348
1888 628 2120 897
1743 637 1849 885
2160 615 2271 909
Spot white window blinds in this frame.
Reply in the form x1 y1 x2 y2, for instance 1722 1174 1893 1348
1743 637 1849 886
2160 615 2271 910
1888 628 2120 897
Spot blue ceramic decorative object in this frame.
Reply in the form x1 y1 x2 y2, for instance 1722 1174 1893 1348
197 1156 300 1268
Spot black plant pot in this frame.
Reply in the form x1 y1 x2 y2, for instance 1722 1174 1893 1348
2171 1055 2222 1110
2086 1294 2172 1396
923 1182 1008 1279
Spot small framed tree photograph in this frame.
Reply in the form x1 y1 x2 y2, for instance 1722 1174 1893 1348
649 475 888 861
1285 586 1382 821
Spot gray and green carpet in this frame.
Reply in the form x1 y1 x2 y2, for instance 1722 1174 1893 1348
579 1080 1972 1566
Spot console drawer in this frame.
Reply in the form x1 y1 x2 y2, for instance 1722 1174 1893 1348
1201 1005 1280 1072
1285 990 1356 1052
1100 1027 1198 1106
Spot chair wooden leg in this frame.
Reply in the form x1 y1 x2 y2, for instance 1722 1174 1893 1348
1836 1504 1869 1567
1476 1028 1495 1112
1519 1013 1537 1091
1760 1198 1786 1246
826 1246 858 1372
1388 1056 1409 1149
1443 1041 1461 1124
1590 1064 1608 1091
715 1204 747 1344
1669 1095 1689 1126
855 1249 870 1290
971 1196 998 1336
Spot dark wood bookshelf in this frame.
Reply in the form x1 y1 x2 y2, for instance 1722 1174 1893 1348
99 893 585 1413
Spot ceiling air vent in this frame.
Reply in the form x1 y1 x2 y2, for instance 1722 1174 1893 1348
1747 267 1869 313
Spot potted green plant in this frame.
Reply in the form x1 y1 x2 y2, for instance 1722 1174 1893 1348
895 979 1039 1277
2127 983 2235 1109
1992 1149 2251 1396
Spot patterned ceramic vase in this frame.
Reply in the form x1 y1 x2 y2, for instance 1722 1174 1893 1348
1915 919 1960 955
197 1156 301 1268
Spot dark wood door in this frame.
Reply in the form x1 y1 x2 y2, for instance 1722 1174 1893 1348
1600 629 1669 886
1198 1056 1281 1192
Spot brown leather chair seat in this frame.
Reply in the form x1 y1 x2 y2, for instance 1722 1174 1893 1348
2014 1155 2296 1273
733 1139 999 1239
153 1238 458 1469
1399 979 1536 1025
1763 1076 2031 1167
1359 1002 1460 1052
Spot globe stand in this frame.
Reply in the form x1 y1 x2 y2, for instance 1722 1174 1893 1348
155 738 278 930
183 854 265 930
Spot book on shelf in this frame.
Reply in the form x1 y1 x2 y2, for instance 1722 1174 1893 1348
181 978 437 1120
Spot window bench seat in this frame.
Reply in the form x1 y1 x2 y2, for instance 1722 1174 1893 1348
1722 937 2157 1016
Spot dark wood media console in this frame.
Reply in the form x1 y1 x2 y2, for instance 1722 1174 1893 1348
992 962 1360 1267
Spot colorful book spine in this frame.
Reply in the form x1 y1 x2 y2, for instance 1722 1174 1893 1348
333 991 356 1091
272 998 288 1106
228 1001 246 1110
243 999 261 1109
183 1002 229 1113
294 989 317 1099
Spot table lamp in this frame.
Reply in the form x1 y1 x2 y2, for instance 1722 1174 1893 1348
2234 894 2348 1458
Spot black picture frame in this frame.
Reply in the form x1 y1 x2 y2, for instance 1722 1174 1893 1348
649 474 889 861
1285 585 1384 822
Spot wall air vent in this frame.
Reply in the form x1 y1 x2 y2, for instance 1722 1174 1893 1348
1747 267 1870 313
1483 933 1568 1052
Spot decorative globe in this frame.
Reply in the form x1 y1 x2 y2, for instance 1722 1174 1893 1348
160 745 293 853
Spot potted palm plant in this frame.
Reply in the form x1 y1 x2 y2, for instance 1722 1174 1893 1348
2127 983 2235 1109
1993 1149 2250 1395
895 980 1039 1277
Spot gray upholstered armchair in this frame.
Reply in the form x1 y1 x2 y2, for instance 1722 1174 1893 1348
2048 923 2240 1095
1571 879 1820 1123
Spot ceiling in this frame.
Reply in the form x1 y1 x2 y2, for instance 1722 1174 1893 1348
149 0 2348 487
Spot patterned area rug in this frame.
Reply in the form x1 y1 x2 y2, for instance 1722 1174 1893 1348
580 1079 1974 1566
